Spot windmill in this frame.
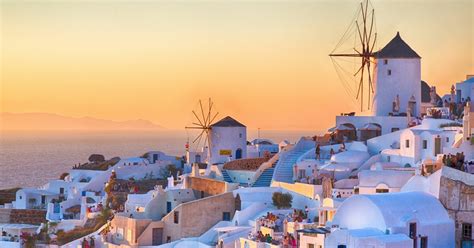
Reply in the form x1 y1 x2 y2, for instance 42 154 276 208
329 0 377 112
185 98 219 167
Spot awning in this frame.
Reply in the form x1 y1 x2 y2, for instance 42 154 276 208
336 124 355 131
358 123 381 131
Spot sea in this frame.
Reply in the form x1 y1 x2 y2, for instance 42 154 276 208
0 129 316 189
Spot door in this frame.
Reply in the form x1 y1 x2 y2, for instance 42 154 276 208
195 155 201 163
152 228 163 246
235 148 242 159
434 137 441 156
166 201 172 213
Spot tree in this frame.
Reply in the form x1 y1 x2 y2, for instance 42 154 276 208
272 192 293 209
88 154 105 163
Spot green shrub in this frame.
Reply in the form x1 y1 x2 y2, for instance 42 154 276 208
272 192 293 209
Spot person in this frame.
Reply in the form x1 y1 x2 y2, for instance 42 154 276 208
330 148 335 157
304 206 309 218
282 235 289 248
290 235 297 248
315 144 321 160
81 238 88 248
266 234 272 243
89 236 95 248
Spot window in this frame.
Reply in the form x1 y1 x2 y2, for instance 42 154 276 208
420 237 428 248
391 128 400 132
239 133 242 138
405 139 410 148
384 59 388 65
388 69 392 76
446 137 450 143
463 223 472 239
60 188 64 194
223 212 231 221
423 140 427 149
307 244 315 248
166 236 171 243
376 189 389 193
387 156 391 162
173 211 179 224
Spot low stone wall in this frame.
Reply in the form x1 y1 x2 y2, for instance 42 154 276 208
186 176 234 196
439 166 474 248
0 209 46 225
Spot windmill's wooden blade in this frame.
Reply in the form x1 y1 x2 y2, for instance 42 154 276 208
185 126 205 130
367 62 373 109
192 111 204 126
367 9 375 47
206 99 213 127
354 63 365 76
360 64 365 111
192 122 204 127
329 53 362 57
209 112 219 125
370 33 377 54
199 100 206 127
361 1 368 49
193 130 205 143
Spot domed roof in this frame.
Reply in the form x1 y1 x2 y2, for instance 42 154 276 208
332 192 451 231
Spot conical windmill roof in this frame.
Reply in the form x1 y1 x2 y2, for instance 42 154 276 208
211 116 246 127
375 32 421 59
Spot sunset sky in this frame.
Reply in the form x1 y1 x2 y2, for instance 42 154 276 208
1 0 473 131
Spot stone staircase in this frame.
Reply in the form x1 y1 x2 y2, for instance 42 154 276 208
272 138 315 183
252 168 275 187
221 169 233 183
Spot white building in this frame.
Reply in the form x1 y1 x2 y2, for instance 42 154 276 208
333 33 425 142
372 32 422 117
357 170 414 194
455 75 474 108
381 119 460 167
209 116 247 164
326 191 455 248
14 188 59 210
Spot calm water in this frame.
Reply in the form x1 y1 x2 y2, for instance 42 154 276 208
0 129 315 189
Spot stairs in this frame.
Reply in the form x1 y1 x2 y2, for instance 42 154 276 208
252 168 274 187
272 138 315 183
221 170 233 183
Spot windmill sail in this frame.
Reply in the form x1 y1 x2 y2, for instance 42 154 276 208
329 0 377 112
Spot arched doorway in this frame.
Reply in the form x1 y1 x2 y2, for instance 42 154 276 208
335 123 357 142
235 148 242 159
359 123 382 141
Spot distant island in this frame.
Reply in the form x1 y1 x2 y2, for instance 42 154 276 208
0 112 164 131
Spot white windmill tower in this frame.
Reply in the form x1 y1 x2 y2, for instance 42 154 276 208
185 98 219 175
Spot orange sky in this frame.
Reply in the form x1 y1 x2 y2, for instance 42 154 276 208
1 0 473 130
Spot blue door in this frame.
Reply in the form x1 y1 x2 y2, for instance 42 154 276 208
167 201 172 213
54 203 60 213
235 149 242 159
